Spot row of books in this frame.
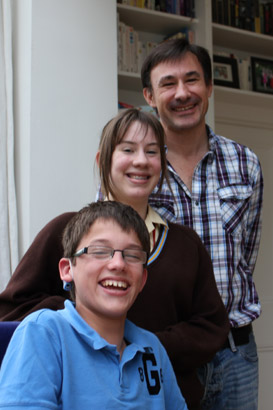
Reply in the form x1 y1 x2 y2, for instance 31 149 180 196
212 0 273 36
118 17 194 73
117 0 196 18
118 21 157 73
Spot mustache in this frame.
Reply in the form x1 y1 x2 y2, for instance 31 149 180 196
169 98 198 109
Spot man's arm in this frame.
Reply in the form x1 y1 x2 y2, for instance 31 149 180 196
244 161 263 272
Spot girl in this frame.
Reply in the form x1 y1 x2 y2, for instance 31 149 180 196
96 108 229 410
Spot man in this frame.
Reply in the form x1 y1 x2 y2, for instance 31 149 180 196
141 38 263 409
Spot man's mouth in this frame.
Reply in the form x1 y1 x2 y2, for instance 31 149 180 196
100 280 129 291
173 104 195 112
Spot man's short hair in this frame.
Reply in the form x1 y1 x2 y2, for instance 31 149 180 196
141 38 212 91
62 201 150 266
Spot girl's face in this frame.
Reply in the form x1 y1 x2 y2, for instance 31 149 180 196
110 121 161 206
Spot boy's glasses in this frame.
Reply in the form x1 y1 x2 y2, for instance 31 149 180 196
73 246 147 265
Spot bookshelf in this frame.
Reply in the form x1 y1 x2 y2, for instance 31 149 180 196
117 0 273 125
117 4 198 35
212 22 273 56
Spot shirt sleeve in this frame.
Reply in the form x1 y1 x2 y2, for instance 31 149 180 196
244 159 263 273
0 320 61 409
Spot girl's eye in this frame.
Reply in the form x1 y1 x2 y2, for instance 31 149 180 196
123 147 133 153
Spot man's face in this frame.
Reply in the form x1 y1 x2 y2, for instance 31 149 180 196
68 219 147 324
144 52 212 134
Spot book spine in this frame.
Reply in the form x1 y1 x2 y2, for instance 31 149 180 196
254 0 261 33
264 3 270 34
230 0 236 26
235 0 239 27
217 0 224 24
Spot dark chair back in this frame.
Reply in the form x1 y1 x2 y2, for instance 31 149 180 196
0 322 20 366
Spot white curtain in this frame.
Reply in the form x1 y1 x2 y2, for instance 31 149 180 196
0 0 18 291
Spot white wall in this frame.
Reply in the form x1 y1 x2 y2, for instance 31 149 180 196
12 0 118 256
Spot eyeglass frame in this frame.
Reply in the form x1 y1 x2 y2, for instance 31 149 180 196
72 245 147 265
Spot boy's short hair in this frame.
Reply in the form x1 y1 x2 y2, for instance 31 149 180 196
62 201 150 266
141 38 212 91
98 108 167 199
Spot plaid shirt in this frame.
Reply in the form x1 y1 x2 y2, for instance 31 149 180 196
149 126 263 328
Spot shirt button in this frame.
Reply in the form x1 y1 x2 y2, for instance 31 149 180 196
195 201 199 206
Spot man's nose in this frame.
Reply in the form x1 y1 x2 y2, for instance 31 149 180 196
174 81 191 100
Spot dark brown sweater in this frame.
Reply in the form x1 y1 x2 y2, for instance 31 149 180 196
0 213 229 409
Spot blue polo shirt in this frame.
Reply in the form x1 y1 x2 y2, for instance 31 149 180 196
0 300 187 409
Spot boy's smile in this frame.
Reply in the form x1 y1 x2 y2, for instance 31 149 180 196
65 219 147 326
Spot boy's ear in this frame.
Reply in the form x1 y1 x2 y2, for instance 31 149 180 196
139 268 148 293
95 151 100 166
59 258 73 283
143 88 156 108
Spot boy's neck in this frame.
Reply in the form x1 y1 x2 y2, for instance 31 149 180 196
77 305 127 357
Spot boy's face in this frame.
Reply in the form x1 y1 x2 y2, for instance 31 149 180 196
143 52 212 135
60 218 147 324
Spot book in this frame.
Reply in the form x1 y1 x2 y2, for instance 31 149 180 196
137 41 147 73
230 0 236 26
254 0 261 32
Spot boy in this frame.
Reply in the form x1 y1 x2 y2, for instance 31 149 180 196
0 201 187 409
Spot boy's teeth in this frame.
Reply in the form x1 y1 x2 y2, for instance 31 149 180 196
101 280 128 289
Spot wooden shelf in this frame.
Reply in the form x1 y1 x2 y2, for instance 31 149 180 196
212 23 273 56
118 71 142 92
214 85 273 109
117 4 197 36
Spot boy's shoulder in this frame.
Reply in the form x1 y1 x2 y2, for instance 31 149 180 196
16 301 74 336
